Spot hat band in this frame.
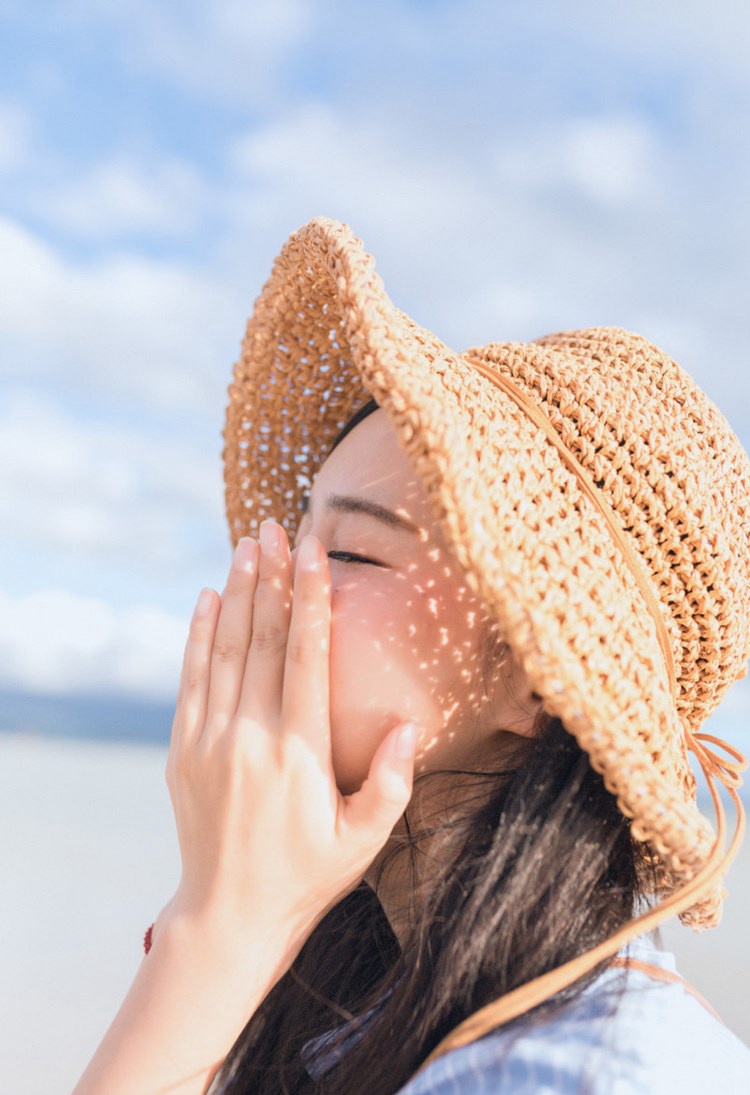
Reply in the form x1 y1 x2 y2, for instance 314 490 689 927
408 356 749 1078
463 354 678 696
462 351 745 838
463 353 746 784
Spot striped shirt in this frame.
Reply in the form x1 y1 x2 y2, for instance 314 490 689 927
302 933 750 1093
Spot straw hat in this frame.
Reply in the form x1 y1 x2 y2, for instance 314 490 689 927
222 217 748 1036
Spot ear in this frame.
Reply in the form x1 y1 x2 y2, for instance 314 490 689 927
487 641 543 740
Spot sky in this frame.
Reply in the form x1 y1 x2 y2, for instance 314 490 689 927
1 0 749 720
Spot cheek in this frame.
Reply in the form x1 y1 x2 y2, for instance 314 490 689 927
321 573 479 797
326 582 441 793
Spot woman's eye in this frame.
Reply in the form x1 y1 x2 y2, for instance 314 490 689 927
327 550 377 566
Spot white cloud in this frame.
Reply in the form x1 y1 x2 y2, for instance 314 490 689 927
556 0 750 76
486 114 666 212
0 388 223 567
0 216 240 412
51 0 750 97
229 102 482 229
59 0 313 105
552 118 661 208
0 587 185 699
34 155 206 238
226 101 494 277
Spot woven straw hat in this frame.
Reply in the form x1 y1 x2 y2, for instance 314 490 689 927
223 217 748 1040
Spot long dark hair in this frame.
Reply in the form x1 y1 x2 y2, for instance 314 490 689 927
210 397 654 1094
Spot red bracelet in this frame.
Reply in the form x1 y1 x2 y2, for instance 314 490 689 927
143 923 154 955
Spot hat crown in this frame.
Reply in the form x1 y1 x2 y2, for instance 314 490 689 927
466 328 750 733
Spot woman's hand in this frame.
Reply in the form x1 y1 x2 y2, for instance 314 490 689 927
73 521 421 1095
158 519 421 967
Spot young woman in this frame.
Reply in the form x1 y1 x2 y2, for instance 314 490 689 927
74 218 750 1095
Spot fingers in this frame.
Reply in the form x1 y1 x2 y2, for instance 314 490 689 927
342 722 421 838
237 520 293 727
278 533 332 757
172 520 332 764
204 537 260 724
170 587 220 755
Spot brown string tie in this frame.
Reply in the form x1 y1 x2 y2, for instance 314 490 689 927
411 357 748 1078
464 352 747 804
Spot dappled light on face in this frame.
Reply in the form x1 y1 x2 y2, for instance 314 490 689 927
292 404 542 801
369 596 490 752
416 726 449 757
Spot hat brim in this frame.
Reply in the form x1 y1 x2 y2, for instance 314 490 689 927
223 217 717 921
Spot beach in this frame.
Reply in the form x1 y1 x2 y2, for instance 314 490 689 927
1 734 179 1094
2 731 748 1095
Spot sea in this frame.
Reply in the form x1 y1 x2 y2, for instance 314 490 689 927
2 682 747 806
0 684 175 745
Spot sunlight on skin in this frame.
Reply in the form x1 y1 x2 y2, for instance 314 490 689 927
284 407 542 945
290 407 539 791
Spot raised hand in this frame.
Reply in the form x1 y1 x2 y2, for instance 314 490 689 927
158 518 421 967
73 520 423 1095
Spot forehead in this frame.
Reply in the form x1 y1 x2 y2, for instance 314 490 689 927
312 408 436 528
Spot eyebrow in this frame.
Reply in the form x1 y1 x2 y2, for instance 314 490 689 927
300 491 421 536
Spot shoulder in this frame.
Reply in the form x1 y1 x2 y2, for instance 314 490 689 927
395 936 750 1095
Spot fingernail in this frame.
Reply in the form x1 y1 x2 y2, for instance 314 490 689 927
260 518 281 554
394 722 420 759
298 534 321 569
233 537 257 573
194 588 214 618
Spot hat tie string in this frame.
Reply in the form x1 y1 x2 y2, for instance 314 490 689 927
460 352 746 899
686 730 746 791
411 356 748 1080
463 352 746 794
464 353 678 692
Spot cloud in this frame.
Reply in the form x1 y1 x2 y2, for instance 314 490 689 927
0 216 241 413
53 0 314 105
228 102 488 246
0 586 185 699
32 155 206 238
45 0 749 100
556 0 750 76
492 117 664 209
0 387 224 569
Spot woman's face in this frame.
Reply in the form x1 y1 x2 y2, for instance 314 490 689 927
292 407 538 795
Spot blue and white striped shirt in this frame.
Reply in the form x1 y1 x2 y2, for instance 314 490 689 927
302 934 750 1093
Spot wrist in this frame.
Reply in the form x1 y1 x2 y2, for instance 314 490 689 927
74 904 295 1095
148 900 306 996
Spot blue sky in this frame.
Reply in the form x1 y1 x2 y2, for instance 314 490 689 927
1 0 749 724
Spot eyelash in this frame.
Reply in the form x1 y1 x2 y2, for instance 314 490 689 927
327 550 377 566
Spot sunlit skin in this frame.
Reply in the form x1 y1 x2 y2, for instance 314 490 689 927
290 407 542 940
70 410 545 1095
292 407 539 791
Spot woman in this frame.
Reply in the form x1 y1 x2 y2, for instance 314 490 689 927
74 218 750 1094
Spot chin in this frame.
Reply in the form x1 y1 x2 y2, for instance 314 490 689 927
332 758 367 798
329 713 376 797
330 705 407 797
